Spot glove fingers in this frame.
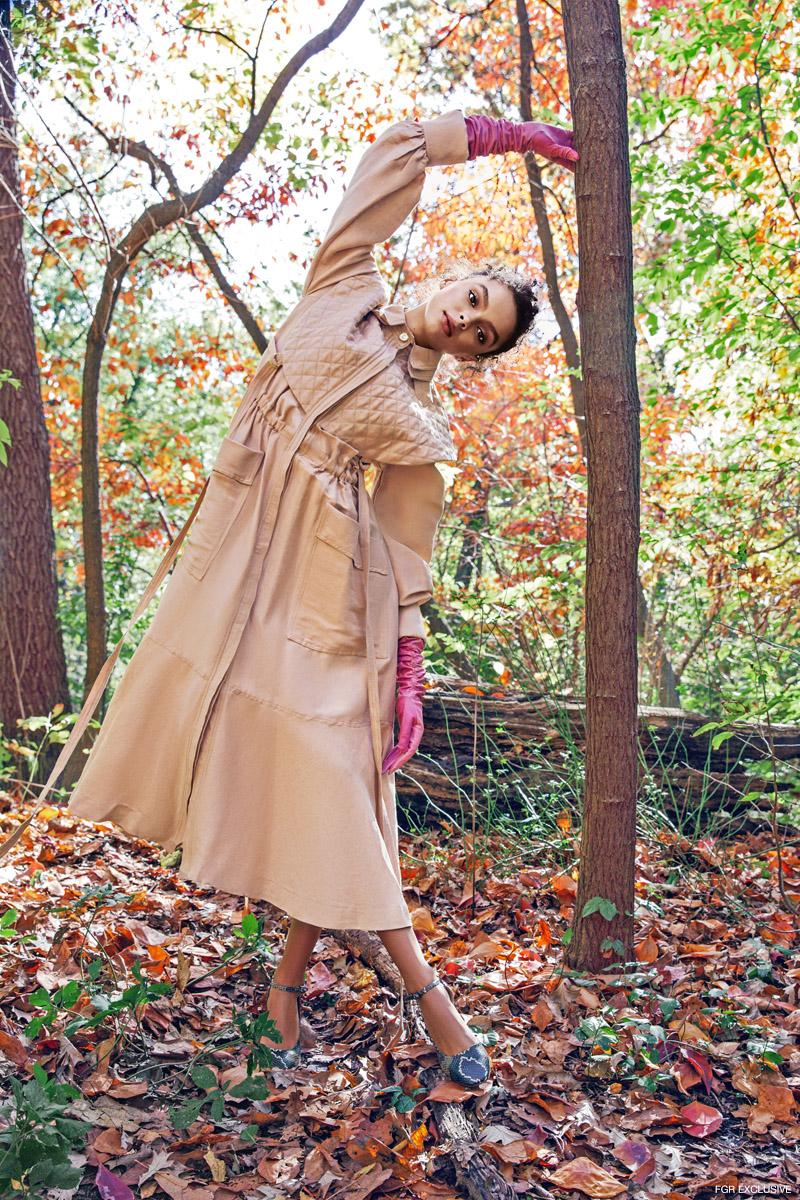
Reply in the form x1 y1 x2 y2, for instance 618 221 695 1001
382 716 424 774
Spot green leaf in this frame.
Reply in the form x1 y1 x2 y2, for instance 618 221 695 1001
190 1064 217 1091
582 896 619 921
241 911 258 938
228 1077 268 1100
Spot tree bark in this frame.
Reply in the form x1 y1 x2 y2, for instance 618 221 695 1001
80 0 365 698
561 0 640 972
517 0 678 708
0 4 70 731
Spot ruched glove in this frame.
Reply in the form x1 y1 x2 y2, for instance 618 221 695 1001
465 115 578 172
381 636 426 775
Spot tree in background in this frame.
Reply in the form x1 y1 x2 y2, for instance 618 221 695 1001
0 0 70 730
561 0 640 971
12 0 376 709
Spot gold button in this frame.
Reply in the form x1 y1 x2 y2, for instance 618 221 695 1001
398 331 409 342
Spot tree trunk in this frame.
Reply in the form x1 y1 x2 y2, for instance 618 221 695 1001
561 0 640 972
0 5 70 731
517 0 678 709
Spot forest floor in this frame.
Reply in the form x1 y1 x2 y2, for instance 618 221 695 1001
0 797 798 1200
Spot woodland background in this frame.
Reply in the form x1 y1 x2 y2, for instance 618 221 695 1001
0 2 799 1198
3 0 799 724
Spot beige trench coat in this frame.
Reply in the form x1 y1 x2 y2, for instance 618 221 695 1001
68 110 469 930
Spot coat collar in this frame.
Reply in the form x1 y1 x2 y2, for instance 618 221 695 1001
376 302 443 385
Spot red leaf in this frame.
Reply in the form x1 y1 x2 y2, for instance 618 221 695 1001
96 1164 135 1200
679 1100 723 1137
681 1046 714 1093
305 961 334 1000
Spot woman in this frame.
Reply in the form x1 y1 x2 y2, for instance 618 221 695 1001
68 108 578 1086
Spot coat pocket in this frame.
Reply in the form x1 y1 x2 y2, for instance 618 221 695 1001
288 503 392 659
183 436 265 581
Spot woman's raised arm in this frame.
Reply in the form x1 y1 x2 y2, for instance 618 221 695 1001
302 111 468 297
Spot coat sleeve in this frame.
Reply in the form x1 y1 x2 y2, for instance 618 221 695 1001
371 463 446 640
302 110 469 297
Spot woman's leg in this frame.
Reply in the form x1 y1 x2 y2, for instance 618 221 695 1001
261 917 321 1050
377 926 480 1057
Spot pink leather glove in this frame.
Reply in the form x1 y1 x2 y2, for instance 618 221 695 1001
465 115 578 172
381 636 426 775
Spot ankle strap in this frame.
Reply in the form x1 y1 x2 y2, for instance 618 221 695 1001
406 971 441 1002
271 980 306 995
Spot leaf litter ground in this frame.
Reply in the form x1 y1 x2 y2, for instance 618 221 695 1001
0 799 798 1199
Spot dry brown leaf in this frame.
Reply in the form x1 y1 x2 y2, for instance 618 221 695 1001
203 1148 226 1183
409 906 437 933
635 934 659 963
550 873 578 903
0 1029 30 1066
671 1060 702 1094
668 1018 709 1044
731 1059 774 1098
524 1092 568 1121
153 1171 215 1200
92 1127 125 1155
613 1139 656 1181
531 996 555 1030
548 1157 626 1197
756 1082 796 1121
426 1079 472 1103
485 1138 538 1164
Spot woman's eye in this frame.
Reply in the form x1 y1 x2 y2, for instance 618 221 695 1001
477 328 485 344
469 290 476 306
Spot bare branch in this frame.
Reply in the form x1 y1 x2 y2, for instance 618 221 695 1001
183 216 268 353
79 0 367 694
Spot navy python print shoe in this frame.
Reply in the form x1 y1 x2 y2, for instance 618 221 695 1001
264 978 306 1069
406 970 491 1086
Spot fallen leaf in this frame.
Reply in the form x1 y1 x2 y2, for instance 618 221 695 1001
746 1081 797 1132
486 1139 538 1164
92 1128 125 1155
305 960 335 999
681 1047 714 1093
635 934 659 963
203 1148 226 1182
668 1018 709 1045
550 873 578 903
531 996 555 1030
0 1030 30 1066
671 1060 702 1094
154 1170 215 1200
96 1164 135 1200
426 1079 473 1102
409 906 437 933
679 1100 723 1137
548 1157 626 1197
731 1059 773 1098
613 1139 656 1182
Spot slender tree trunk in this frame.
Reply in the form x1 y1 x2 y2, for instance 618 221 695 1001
517 0 678 708
561 0 640 972
0 4 70 730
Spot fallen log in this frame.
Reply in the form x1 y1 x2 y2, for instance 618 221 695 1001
396 680 799 822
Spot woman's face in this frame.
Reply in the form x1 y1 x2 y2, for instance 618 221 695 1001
412 275 518 360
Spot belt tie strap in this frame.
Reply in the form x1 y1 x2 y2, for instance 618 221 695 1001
358 464 386 836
